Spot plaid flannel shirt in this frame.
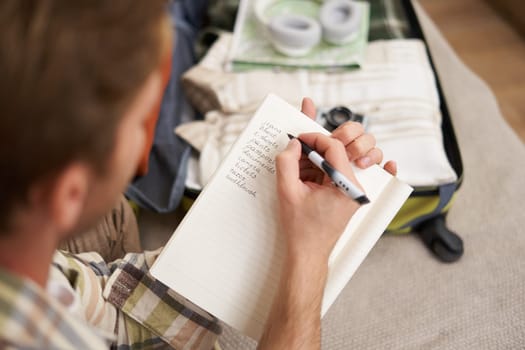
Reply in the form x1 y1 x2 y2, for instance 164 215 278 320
0 249 221 349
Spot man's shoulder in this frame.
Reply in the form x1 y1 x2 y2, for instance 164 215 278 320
0 266 107 349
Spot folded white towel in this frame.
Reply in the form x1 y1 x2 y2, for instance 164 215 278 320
178 34 457 189
177 111 252 185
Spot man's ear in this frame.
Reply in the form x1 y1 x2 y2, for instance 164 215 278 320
47 163 90 236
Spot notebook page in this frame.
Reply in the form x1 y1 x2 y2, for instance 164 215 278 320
323 172 412 314
151 94 410 340
328 166 392 265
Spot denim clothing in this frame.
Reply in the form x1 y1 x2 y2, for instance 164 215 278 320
126 0 210 212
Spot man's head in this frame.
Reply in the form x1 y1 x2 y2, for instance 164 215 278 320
0 0 169 237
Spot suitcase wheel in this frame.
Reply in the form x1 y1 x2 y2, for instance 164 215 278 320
417 215 463 263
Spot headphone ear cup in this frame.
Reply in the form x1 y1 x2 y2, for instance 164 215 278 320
267 14 321 57
319 0 362 45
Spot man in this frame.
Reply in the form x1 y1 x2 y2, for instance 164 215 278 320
0 1 395 349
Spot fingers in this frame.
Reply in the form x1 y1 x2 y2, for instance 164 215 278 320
298 133 347 164
355 147 383 168
383 160 397 176
296 101 393 178
331 121 364 146
276 139 302 198
331 121 381 166
296 133 357 182
301 97 316 120
345 133 376 161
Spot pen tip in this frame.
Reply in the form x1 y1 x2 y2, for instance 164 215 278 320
287 133 295 140
355 196 370 205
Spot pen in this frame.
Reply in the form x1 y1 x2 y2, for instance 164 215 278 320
287 133 370 205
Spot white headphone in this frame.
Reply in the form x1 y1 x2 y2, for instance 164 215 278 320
254 0 362 57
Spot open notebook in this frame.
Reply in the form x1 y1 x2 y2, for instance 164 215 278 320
151 94 412 340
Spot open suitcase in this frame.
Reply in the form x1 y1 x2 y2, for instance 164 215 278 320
381 0 464 263
181 0 465 263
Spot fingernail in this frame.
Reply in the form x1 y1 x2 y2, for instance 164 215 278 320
359 157 371 167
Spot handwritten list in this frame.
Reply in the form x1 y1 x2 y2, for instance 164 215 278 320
225 121 282 197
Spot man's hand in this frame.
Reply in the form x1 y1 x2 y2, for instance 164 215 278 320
277 98 397 262
301 97 397 177
258 98 397 350
276 133 361 262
